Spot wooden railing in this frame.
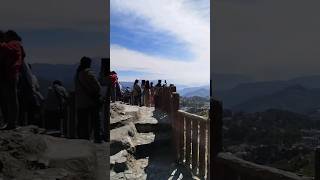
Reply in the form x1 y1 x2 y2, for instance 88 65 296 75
156 86 210 179
176 110 210 178
213 153 312 180
155 86 319 180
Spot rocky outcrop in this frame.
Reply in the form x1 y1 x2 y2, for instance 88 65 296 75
0 126 106 180
110 102 194 180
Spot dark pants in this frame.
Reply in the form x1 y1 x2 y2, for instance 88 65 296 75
77 107 101 142
0 86 8 124
45 110 61 130
133 95 140 106
2 80 19 129
154 95 159 109
19 104 41 127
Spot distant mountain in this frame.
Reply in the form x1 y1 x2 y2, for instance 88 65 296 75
215 80 290 107
32 60 103 96
213 73 254 91
183 88 210 97
215 75 320 108
232 85 320 114
179 85 210 97
287 75 320 89
119 82 134 89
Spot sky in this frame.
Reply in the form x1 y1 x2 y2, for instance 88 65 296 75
110 0 210 86
0 0 108 64
214 0 320 81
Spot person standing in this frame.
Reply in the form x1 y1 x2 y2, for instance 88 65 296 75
154 80 162 109
109 71 117 102
0 30 25 130
18 62 44 126
140 80 146 106
150 82 155 107
163 80 168 87
75 57 102 143
44 80 69 131
132 80 141 106
144 81 151 107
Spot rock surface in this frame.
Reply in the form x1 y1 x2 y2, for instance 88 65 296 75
110 102 195 180
0 126 108 180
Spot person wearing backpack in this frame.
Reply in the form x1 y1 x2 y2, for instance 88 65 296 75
75 57 102 143
0 30 25 130
44 80 69 131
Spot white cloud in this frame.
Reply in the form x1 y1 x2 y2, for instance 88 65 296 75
111 45 209 86
111 0 210 85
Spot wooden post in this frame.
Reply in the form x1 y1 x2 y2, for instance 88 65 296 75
316 146 320 180
165 87 169 113
179 113 185 163
211 98 223 179
199 120 207 178
192 119 199 175
185 117 192 168
167 87 171 113
101 58 110 142
159 87 163 111
172 93 180 162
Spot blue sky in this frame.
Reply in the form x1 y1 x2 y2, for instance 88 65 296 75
111 0 210 86
111 12 194 61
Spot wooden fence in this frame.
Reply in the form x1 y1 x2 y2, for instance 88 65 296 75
155 86 319 180
213 153 313 180
156 86 210 179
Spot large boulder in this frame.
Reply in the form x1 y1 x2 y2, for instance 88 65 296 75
0 126 98 180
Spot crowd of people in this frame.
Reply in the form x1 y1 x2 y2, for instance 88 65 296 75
0 29 171 144
0 30 112 143
108 72 170 108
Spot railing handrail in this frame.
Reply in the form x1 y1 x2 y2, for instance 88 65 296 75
215 153 311 180
156 85 210 179
177 110 208 122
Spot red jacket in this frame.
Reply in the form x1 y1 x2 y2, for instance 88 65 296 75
0 41 25 80
109 73 118 87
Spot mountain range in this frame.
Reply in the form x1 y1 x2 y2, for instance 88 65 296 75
232 85 320 114
214 74 320 114
31 62 210 97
